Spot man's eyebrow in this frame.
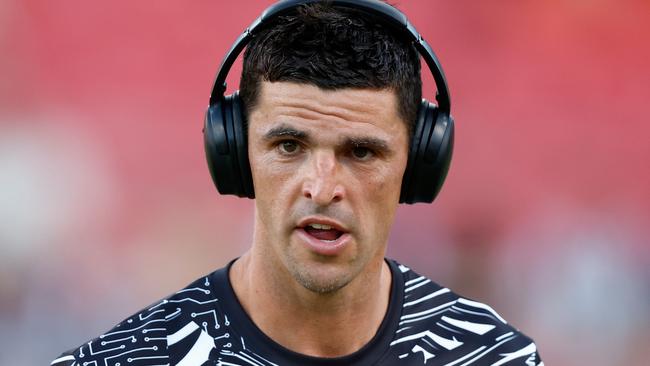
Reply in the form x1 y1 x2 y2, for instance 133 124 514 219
262 125 310 141
344 137 392 153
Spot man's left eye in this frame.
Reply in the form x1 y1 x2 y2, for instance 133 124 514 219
351 147 373 160
278 141 300 154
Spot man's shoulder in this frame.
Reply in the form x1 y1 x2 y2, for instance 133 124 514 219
386 260 543 365
51 270 225 366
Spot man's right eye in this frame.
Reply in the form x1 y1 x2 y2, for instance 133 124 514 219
278 141 300 155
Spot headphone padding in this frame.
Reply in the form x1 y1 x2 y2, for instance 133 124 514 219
400 100 428 203
204 94 253 198
231 93 255 198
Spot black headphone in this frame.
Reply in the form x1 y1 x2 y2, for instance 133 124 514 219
204 0 454 204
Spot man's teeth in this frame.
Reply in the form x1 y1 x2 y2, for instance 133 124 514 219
308 223 332 230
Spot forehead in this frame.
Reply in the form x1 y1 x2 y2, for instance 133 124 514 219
248 81 408 141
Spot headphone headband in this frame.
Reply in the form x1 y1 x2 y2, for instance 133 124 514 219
208 0 451 113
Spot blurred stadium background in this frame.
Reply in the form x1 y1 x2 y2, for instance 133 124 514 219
0 0 648 364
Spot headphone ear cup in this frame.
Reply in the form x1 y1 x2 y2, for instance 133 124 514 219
400 100 454 204
203 92 254 198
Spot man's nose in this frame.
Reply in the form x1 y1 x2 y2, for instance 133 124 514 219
301 150 345 205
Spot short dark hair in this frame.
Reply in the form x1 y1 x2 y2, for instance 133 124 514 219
239 2 422 134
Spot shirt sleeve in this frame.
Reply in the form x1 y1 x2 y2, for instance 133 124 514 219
49 299 170 366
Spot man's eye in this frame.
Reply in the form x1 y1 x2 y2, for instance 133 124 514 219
278 141 300 155
351 146 373 160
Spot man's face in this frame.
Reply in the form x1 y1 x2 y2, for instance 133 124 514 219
247 81 409 293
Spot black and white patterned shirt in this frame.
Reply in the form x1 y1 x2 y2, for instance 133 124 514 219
51 259 543 365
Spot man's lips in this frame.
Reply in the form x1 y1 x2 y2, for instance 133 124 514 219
295 217 351 255
294 228 351 256
297 217 348 232
296 217 349 242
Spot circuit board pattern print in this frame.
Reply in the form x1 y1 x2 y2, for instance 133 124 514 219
49 275 275 366
51 262 541 366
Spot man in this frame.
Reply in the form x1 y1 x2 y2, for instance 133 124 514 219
52 1 542 365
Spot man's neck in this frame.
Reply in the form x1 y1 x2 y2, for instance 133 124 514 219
229 250 392 358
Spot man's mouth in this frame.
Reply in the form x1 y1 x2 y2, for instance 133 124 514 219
295 218 351 255
303 223 344 242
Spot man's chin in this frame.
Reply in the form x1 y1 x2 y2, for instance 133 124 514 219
286 261 356 294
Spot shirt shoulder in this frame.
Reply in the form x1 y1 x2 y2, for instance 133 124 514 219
50 274 222 366
383 261 543 365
